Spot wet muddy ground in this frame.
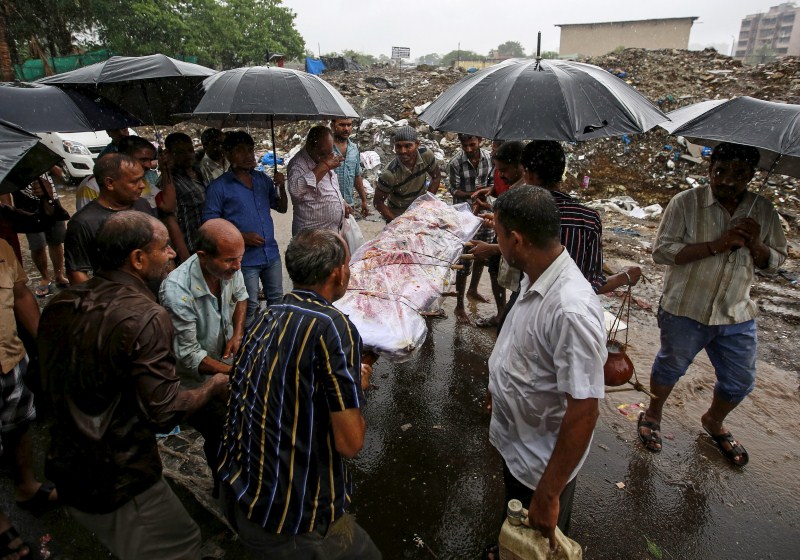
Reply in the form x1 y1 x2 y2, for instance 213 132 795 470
4 188 799 559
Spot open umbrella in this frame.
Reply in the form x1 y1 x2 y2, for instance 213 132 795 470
176 65 359 170
0 119 61 194
38 54 216 126
419 56 666 141
0 82 142 133
664 96 800 178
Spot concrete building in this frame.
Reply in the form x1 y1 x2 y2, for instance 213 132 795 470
735 3 800 62
556 17 698 57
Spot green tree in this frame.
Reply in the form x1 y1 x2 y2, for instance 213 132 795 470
416 52 441 65
93 0 304 68
2 0 96 64
341 49 377 66
539 50 559 59
496 40 525 57
441 49 482 66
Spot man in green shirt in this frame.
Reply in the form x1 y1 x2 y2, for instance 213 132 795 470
374 126 440 222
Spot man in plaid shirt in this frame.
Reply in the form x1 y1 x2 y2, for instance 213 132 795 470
448 134 494 324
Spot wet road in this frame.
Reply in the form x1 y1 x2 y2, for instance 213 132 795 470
346 308 800 560
6 201 799 559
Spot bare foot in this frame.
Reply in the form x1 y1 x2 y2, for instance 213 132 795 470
454 307 472 325
466 290 490 303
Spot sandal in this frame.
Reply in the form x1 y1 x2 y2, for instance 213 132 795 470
34 282 52 298
637 412 662 452
474 315 499 328
703 428 749 467
482 544 499 560
16 481 58 515
0 526 30 559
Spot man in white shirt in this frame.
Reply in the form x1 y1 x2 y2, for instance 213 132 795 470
487 186 606 550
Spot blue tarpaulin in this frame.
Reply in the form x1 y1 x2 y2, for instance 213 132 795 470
305 58 326 75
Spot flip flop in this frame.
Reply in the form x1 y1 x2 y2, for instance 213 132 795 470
637 412 662 452
16 481 58 515
34 282 52 298
703 428 749 467
0 526 30 559
474 316 499 328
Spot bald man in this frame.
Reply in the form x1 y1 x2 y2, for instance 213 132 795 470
160 218 248 497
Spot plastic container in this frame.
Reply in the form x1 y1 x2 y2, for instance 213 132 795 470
498 499 582 560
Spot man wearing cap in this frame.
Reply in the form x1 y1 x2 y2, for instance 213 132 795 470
374 126 440 222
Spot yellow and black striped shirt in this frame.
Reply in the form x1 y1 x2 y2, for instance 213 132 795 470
219 289 364 534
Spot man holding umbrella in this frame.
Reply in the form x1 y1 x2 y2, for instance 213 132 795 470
637 142 787 466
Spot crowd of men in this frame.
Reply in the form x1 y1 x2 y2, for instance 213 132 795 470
0 115 787 559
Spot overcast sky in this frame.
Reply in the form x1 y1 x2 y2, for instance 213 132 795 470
286 0 787 58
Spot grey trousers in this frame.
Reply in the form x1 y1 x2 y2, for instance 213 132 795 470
68 477 201 560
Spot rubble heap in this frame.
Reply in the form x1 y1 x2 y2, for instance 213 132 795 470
173 48 800 223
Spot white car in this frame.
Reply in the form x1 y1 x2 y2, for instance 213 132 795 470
36 130 112 183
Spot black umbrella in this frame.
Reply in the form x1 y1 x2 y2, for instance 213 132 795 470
664 96 800 178
419 57 666 141
0 119 62 194
0 81 142 133
176 65 359 170
38 54 216 126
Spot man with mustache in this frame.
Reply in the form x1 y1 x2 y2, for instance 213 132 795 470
40 211 229 559
65 153 155 285
637 142 787 467
160 218 248 497
203 131 288 326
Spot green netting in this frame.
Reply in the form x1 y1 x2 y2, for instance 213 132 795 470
14 49 114 81
13 51 199 81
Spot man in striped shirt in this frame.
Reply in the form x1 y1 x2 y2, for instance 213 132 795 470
218 228 380 559
521 141 641 294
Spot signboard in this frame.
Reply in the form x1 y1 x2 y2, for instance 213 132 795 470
391 47 411 59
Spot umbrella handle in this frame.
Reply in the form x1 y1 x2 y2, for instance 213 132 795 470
271 115 278 175
746 154 781 217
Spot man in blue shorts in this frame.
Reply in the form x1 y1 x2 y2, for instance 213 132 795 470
637 143 787 466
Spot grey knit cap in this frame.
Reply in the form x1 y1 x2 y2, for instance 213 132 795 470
393 125 418 142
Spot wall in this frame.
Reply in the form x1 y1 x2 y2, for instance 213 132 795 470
558 18 696 57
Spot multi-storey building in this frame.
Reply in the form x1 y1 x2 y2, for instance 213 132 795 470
736 3 800 61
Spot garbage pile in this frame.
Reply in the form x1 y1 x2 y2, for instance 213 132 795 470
173 48 800 224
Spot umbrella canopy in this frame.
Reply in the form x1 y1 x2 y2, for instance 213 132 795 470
38 54 216 125
176 66 359 127
0 81 142 133
665 96 800 178
0 119 62 194
419 58 667 141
